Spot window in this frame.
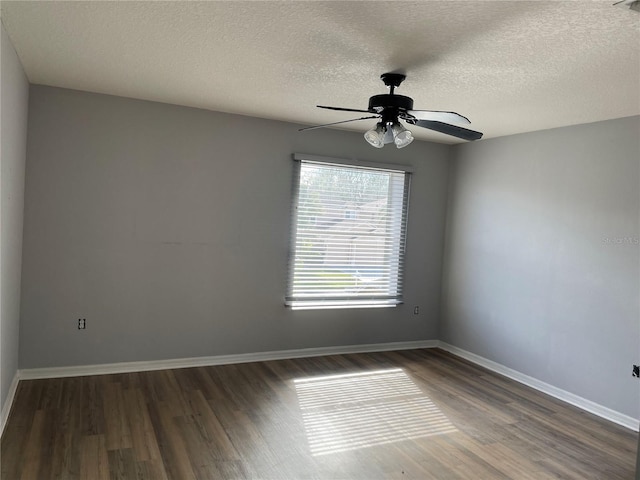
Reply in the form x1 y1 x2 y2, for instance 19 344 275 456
286 155 411 309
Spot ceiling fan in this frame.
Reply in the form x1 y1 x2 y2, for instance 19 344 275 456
299 73 483 148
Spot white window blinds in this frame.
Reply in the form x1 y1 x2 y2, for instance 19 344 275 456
286 157 411 309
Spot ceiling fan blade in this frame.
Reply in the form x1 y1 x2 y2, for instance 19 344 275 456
299 115 379 132
411 120 483 141
404 110 471 124
317 105 372 113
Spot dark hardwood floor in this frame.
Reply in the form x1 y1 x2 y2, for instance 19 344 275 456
1 348 637 479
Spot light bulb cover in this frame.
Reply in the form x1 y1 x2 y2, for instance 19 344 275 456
391 122 414 149
364 123 387 148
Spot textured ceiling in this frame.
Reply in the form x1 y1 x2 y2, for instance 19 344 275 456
1 1 639 144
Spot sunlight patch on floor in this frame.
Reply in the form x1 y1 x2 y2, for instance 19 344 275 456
294 368 457 456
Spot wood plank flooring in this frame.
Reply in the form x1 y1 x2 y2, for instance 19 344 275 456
1 349 637 479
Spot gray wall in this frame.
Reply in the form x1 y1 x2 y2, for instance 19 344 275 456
19 85 450 369
0 23 29 412
442 116 640 419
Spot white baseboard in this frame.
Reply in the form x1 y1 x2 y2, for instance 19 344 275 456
438 341 640 432
18 340 438 380
1 371 21 437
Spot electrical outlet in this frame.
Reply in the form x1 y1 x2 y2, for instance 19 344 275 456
633 365 639 378
413 306 419 315
78 318 86 330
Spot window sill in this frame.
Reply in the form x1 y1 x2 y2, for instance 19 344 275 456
285 300 402 310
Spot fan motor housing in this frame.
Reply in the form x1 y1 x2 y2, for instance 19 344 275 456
368 94 414 112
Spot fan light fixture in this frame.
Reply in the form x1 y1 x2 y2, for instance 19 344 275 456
365 121 414 149
364 123 387 148
391 122 414 148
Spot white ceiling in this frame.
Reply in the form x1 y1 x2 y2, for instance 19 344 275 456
1 1 639 144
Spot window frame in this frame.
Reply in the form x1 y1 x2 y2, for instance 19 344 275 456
285 154 412 310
